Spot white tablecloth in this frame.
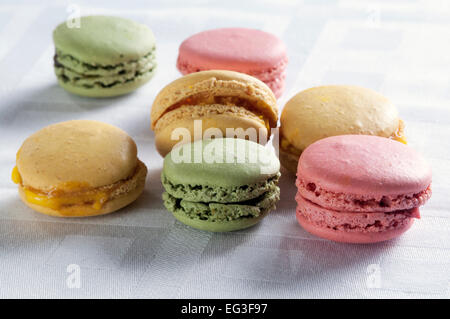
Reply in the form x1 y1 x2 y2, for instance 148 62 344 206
0 0 449 298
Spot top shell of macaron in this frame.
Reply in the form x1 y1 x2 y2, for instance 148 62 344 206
178 28 288 73
298 135 432 197
16 120 138 192
163 138 280 187
281 85 400 151
151 70 278 129
53 15 155 65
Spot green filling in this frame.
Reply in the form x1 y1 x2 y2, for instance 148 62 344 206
162 188 280 222
54 48 156 74
53 47 156 89
161 172 280 203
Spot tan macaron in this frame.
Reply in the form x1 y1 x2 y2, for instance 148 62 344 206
279 85 406 173
150 70 278 156
11 120 147 217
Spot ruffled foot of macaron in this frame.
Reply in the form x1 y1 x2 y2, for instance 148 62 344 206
295 135 432 243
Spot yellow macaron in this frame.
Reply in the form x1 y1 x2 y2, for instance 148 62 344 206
12 120 147 217
279 85 406 173
150 70 278 157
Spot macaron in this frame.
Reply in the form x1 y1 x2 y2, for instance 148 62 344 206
53 15 156 97
11 120 147 217
177 28 288 98
279 85 406 173
161 138 280 232
151 70 278 157
295 135 432 243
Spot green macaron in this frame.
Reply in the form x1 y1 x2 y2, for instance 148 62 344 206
161 138 281 232
53 15 156 97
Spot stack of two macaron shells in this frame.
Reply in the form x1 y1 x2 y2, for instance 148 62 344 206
151 70 278 157
12 120 148 217
161 138 281 232
53 16 157 97
295 135 432 243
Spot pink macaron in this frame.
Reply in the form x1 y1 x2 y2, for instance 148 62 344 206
295 135 432 244
177 28 288 98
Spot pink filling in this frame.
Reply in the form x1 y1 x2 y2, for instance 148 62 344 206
296 177 432 213
296 195 420 233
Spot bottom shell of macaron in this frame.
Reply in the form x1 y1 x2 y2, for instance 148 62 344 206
16 161 147 218
296 195 417 244
55 69 156 98
162 188 280 232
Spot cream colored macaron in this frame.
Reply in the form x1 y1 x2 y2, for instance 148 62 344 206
150 70 278 157
279 85 406 173
11 120 147 217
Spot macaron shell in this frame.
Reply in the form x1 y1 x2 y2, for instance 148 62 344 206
53 15 156 65
150 70 277 130
154 113 268 157
18 168 146 217
171 207 270 232
298 135 432 197
296 176 432 213
178 58 287 89
281 85 400 152
163 138 280 187
262 74 286 99
296 212 414 244
56 69 155 98
17 120 137 191
177 28 287 74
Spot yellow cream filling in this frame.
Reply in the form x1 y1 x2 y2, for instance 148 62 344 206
390 119 407 144
163 93 274 132
392 132 407 144
11 166 22 184
11 166 108 210
22 188 108 210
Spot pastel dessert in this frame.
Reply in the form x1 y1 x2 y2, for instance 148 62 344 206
53 15 156 97
12 120 147 217
151 70 278 157
279 85 406 173
177 28 288 98
161 138 280 232
295 135 432 243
